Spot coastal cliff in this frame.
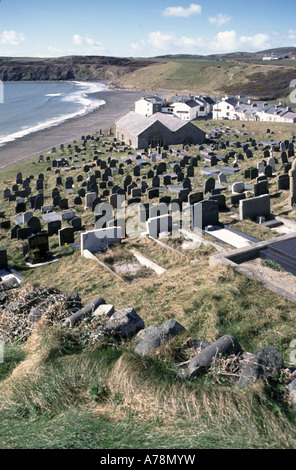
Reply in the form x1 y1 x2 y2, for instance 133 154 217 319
0 56 155 82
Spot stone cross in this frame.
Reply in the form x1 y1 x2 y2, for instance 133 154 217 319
289 158 296 208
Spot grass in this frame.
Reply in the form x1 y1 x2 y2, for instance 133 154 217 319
117 58 296 100
1 120 296 448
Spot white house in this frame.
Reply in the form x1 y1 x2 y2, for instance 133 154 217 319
213 97 240 120
135 96 164 117
169 99 200 121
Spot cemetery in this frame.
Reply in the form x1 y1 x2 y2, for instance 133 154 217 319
1 118 296 448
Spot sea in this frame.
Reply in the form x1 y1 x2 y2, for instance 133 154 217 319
0 81 108 147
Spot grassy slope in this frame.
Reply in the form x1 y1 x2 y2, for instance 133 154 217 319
117 58 296 101
1 121 296 448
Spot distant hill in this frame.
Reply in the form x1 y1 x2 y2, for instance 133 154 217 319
1 49 296 101
0 56 156 82
155 47 296 62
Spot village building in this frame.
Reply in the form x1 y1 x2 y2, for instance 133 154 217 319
115 111 206 149
213 96 296 123
134 96 164 117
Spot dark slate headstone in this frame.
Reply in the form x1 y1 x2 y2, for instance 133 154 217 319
152 176 160 188
27 216 42 234
74 196 83 205
34 195 44 210
0 249 8 269
147 188 159 199
264 165 273 177
11 224 21 239
17 227 32 240
208 193 227 211
58 227 75 247
177 172 184 182
59 198 69 210
230 193 246 206
15 202 26 214
0 220 11 229
71 217 82 231
254 179 269 197
244 168 258 179
47 219 61 236
204 177 215 194
192 200 219 230
277 174 290 191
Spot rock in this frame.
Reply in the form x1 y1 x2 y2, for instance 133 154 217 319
185 338 211 352
93 304 115 318
103 307 144 338
0 276 19 291
188 335 243 378
254 345 284 379
134 319 186 356
237 352 261 389
288 380 296 406
237 345 284 389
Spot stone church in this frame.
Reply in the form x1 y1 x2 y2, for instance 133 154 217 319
115 111 206 149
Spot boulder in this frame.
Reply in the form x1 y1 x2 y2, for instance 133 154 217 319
254 345 284 379
237 345 284 388
237 352 261 389
188 335 242 378
134 319 186 356
103 307 144 338
93 304 115 318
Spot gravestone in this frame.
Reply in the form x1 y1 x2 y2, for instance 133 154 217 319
147 188 159 199
59 198 69 210
147 214 173 238
239 195 270 221
80 227 122 253
191 200 219 231
47 220 61 236
277 174 289 191
74 196 83 205
289 159 296 208
34 195 44 210
15 202 26 214
27 233 51 264
71 217 83 231
189 191 203 205
27 216 42 234
204 177 215 194
58 227 75 247
264 165 273 177
17 227 32 240
232 182 245 194
11 224 21 239
0 249 8 270
254 179 269 197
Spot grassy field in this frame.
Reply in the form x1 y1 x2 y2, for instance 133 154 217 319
117 58 296 102
1 120 296 449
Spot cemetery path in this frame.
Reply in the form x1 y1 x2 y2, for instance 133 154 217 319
0 89 164 169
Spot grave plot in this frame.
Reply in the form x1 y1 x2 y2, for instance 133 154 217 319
94 242 157 284
210 233 296 303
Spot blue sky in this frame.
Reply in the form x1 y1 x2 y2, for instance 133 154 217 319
0 0 295 57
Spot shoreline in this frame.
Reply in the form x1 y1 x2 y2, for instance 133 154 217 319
0 87 167 170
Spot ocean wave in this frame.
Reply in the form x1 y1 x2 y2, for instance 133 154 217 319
0 81 108 147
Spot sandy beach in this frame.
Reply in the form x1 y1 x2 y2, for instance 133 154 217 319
0 88 166 169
